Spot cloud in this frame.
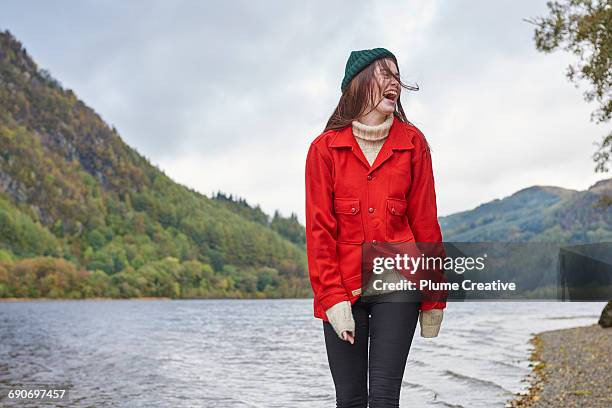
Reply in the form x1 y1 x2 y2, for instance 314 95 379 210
0 0 606 223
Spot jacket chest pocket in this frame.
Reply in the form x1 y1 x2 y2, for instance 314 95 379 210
334 198 365 244
385 197 415 242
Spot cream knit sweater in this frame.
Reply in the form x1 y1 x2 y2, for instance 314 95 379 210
351 112 394 165
324 113 444 339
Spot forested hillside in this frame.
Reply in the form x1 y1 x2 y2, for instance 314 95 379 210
0 30 309 299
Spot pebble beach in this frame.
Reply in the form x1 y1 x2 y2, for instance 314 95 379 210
509 324 612 407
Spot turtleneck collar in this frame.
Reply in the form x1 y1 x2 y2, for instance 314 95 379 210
352 113 394 141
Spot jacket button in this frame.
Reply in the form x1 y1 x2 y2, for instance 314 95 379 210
351 207 356 213
368 207 374 213
391 207 396 214
367 175 372 181
372 239 377 245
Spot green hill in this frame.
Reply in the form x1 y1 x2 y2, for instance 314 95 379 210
440 179 612 242
0 29 308 299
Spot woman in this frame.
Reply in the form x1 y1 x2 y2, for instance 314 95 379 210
304 48 446 407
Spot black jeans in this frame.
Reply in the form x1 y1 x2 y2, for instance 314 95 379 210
323 293 420 408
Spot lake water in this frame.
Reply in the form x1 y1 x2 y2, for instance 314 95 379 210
0 299 605 407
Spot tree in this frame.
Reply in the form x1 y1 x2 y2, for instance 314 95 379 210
525 0 612 327
524 0 611 172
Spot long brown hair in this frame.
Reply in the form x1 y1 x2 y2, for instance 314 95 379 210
324 57 419 131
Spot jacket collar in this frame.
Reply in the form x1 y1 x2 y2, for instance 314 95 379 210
329 115 415 174
330 115 415 150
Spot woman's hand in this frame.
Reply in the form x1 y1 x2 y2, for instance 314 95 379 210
341 331 355 344
325 300 356 344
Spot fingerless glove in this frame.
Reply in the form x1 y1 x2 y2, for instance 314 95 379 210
325 300 355 339
419 308 444 338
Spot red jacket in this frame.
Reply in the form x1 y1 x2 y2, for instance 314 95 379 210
305 115 446 321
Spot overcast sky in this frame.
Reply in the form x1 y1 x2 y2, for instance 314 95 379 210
1 0 607 223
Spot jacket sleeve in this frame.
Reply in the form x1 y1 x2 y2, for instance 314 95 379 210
405 136 447 311
305 142 349 311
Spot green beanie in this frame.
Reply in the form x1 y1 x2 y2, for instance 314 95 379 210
341 47 397 92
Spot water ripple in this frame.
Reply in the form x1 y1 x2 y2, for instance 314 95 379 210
0 299 605 407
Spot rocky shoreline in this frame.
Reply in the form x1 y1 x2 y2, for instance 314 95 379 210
508 323 611 407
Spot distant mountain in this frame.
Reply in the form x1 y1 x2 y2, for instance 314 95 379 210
440 179 612 242
0 29 308 299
